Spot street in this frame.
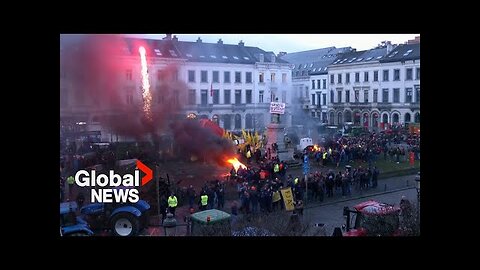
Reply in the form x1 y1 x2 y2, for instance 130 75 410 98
303 187 418 236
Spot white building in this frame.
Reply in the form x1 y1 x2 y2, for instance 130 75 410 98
327 41 420 130
280 47 352 124
60 35 293 143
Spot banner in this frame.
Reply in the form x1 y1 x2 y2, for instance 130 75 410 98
270 102 285 114
280 187 295 211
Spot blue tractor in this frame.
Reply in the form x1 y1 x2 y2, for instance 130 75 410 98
60 202 94 236
80 200 150 236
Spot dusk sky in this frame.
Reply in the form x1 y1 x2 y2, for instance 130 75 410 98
124 34 420 54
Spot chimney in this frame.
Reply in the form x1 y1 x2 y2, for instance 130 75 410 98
196 37 202 43
386 41 392 54
172 35 178 42
277 51 287 58
271 54 276 63
238 40 244 46
259 53 264 63
217 39 223 44
163 34 172 40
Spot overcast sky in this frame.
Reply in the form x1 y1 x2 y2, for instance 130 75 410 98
124 34 419 54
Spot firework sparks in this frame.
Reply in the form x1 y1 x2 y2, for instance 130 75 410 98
227 157 247 172
139 46 152 121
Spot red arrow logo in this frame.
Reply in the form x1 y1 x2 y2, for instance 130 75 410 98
136 160 153 186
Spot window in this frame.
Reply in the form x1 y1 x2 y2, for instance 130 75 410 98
364 90 369 103
322 93 326 105
224 90 231 104
246 90 252 104
126 91 133 105
311 94 316 105
317 93 321 106
406 68 413 80
337 90 342 103
282 73 287 83
235 90 242 104
259 91 264 103
346 73 350 84
405 88 413 103
188 70 195 82
213 71 219 83
393 88 400 102
200 90 208 105
271 73 276 83
330 74 334 84
354 90 359 102
282 91 287 103
383 70 389 81
338 74 342 84
126 69 132 81
317 80 321 89
364 71 369 82
235 114 241 129
223 115 231 130
246 72 252 83
246 114 253 129
373 89 378 103
201 70 208 83
345 90 350 103
415 86 420 103
373 71 378 82
188 89 196 105
330 90 334 103
322 112 327 122
172 70 178 82
382 89 389 103
355 72 360 83
393 69 400 81
212 90 219 104
235 72 241 83
224 71 231 83
311 112 316 117
312 80 316 89
259 72 264 83
416 67 420 80
323 79 326 89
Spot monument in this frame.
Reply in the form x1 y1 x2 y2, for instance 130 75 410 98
266 101 295 162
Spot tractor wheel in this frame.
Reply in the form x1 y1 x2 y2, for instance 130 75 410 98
110 213 139 236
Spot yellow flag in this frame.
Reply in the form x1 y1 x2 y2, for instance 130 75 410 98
280 187 295 211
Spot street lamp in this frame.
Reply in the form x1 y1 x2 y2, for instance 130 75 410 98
162 213 177 236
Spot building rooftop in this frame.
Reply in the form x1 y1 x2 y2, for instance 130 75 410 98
123 37 289 64
281 47 353 77
380 43 420 63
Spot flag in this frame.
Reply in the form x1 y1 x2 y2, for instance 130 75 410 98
210 82 213 97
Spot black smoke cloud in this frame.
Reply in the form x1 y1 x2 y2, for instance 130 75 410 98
170 119 236 165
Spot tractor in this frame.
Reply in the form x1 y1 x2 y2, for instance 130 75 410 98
60 202 94 236
80 200 150 236
342 200 402 236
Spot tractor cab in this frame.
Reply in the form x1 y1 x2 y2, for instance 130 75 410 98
342 200 401 236
60 202 94 236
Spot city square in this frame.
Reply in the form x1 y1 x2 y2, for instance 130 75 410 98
60 34 420 237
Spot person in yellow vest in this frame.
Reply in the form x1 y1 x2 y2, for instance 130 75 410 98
66 175 75 200
199 192 208 211
168 193 178 217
